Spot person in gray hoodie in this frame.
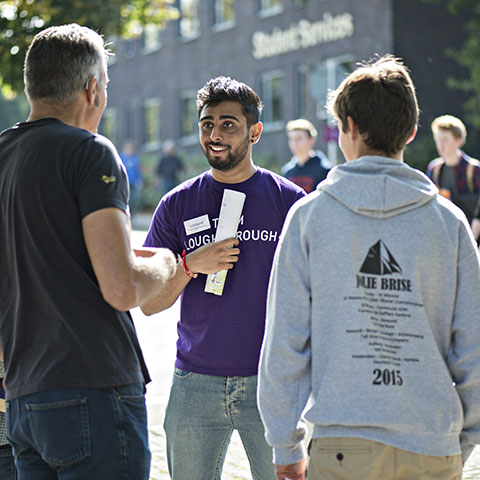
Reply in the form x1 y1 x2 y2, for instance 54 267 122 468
257 55 480 480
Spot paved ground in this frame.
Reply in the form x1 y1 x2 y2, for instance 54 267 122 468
131 228 480 479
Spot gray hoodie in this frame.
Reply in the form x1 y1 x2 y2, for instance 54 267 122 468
258 156 480 465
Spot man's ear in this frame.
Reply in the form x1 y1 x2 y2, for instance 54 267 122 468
346 116 359 140
405 125 418 145
85 76 98 106
250 121 263 144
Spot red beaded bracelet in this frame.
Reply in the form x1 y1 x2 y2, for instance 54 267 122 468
181 249 198 278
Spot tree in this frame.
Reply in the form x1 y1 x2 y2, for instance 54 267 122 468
0 0 178 95
0 91 28 131
422 0 480 129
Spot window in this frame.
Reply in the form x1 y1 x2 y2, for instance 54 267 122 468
144 99 161 149
260 71 284 127
100 108 117 143
296 65 309 118
213 0 235 29
179 0 200 40
124 104 138 147
141 25 161 53
180 90 198 140
294 0 325 5
309 55 353 164
258 0 282 16
310 56 353 121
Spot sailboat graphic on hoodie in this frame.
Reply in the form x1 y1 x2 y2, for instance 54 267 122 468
356 240 409 291
360 240 402 275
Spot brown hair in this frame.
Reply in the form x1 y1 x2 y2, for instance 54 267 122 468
327 55 419 156
431 115 466 144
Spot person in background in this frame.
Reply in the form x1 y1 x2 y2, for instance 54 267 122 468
281 118 331 193
258 56 480 480
0 24 176 479
141 76 305 479
426 115 480 239
120 140 143 216
156 139 184 196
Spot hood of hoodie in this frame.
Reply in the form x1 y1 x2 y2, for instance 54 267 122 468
318 156 438 219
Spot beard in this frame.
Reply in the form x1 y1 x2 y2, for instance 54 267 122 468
203 133 250 171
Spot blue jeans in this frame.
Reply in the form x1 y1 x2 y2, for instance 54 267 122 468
164 369 275 479
6 383 150 479
0 444 17 479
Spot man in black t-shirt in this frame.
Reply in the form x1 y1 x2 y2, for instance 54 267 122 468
0 24 175 479
281 119 331 193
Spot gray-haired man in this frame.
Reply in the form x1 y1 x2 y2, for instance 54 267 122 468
0 24 175 478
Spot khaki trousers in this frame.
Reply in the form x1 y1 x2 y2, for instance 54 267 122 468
308 438 462 480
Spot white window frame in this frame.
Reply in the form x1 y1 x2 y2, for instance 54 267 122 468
143 98 161 151
179 0 201 41
180 89 198 145
141 25 162 54
310 54 354 164
310 54 353 120
212 0 236 32
257 0 283 18
260 70 284 131
296 64 309 118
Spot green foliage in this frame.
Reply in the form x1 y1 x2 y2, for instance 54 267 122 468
254 150 285 174
138 152 161 210
420 0 477 13
403 132 437 173
0 0 178 94
0 91 29 131
421 0 480 129
429 0 478 14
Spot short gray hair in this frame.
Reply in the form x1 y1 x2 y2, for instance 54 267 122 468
24 24 108 106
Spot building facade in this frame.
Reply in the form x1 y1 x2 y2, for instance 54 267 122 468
104 0 471 186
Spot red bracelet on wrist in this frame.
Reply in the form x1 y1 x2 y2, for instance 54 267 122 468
181 249 198 278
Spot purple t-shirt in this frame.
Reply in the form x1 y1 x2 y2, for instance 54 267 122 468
144 167 305 376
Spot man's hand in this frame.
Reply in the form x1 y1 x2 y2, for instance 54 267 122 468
275 459 307 480
134 247 177 280
184 237 240 275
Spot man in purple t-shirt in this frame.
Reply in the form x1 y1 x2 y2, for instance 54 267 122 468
142 76 305 479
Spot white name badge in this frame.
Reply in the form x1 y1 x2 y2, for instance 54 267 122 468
184 214 211 236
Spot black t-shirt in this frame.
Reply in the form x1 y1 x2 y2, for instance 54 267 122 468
0 118 150 400
438 165 457 194
281 154 330 193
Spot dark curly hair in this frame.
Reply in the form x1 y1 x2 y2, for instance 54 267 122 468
196 76 263 126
